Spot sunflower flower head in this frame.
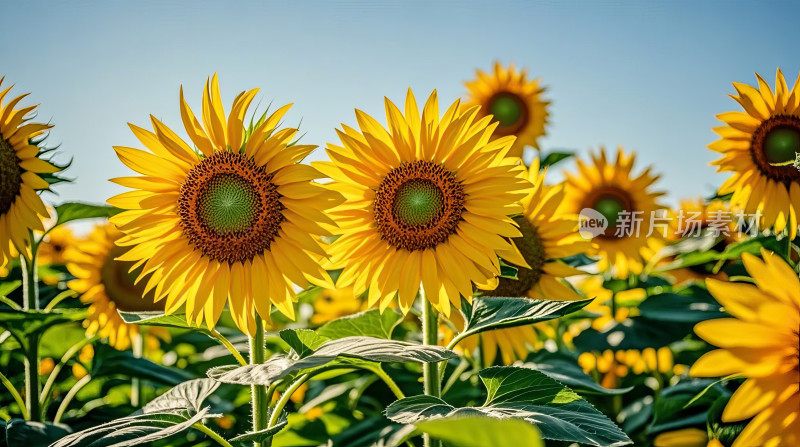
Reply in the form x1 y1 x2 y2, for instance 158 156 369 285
321 89 532 316
463 62 549 158
710 69 800 238
0 77 63 268
66 224 164 350
109 74 341 335
691 249 800 447
563 146 667 277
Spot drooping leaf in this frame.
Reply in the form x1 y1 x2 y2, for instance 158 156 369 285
52 202 121 229
416 415 545 447
49 410 212 447
317 309 403 340
458 297 591 339
208 336 456 386
4 419 71 445
525 351 632 395
142 378 220 414
385 366 631 447
279 329 330 357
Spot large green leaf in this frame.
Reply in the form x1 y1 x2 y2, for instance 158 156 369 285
540 150 575 168
637 289 726 323
93 344 193 385
458 297 591 339
385 366 631 447
573 316 693 351
525 351 632 395
650 378 728 434
317 308 403 339
52 202 121 229
4 420 71 446
416 415 545 447
0 308 87 343
279 329 330 358
0 280 22 298
208 336 456 386
49 410 212 447
141 378 220 414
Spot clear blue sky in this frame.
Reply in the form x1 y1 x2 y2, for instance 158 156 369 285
2 1 797 208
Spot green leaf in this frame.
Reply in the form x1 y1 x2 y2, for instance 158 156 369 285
118 311 206 330
279 329 330 357
525 351 632 395
0 280 22 298
316 309 403 340
385 366 632 447
229 421 288 443
574 316 693 351
93 344 194 385
0 308 87 342
50 409 212 447
141 378 220 414
52 202 121 228
650 378 727 434
637 291 726 323
4 419 71 445
561 253 597 268
540 150 575 168
208 336 457 386
459 297 591 339
416 415 544 447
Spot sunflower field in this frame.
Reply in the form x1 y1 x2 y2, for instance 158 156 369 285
1 61 799 447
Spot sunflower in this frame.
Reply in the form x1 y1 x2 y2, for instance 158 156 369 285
320 89 531 316
38 226 76 266
311 287 367 325
710 69 800 238
0 77 59 269
691 249 800 447
65 224 164 349
108 74 340 335
654 428 723 447
562 147 667 277
463 62 549 158
440 160 590 364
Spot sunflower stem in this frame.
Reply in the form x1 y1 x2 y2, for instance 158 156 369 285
250 318 268 447
21 244 41 422
131 330 144 407
420 288 442 447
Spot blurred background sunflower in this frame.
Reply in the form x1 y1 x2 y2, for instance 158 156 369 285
563 146 668 277
463 62 549 159
65 224 164 350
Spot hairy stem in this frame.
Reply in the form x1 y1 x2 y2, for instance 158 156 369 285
206 327 248 366
420 287 441 447
0 370 28 419
54 374 91 423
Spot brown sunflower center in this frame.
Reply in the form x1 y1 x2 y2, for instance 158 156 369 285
0 137 22 215
178 151 284 264
483 216 546 297
101 245 164 312
582 187 633 239
487 91 529 136
374 160 465 251
751 115 800 183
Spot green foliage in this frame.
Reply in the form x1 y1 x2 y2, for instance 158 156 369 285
457 297 591 341
386 366 632 447
51 202 121 230
415 415 545 447
316 309 403 340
